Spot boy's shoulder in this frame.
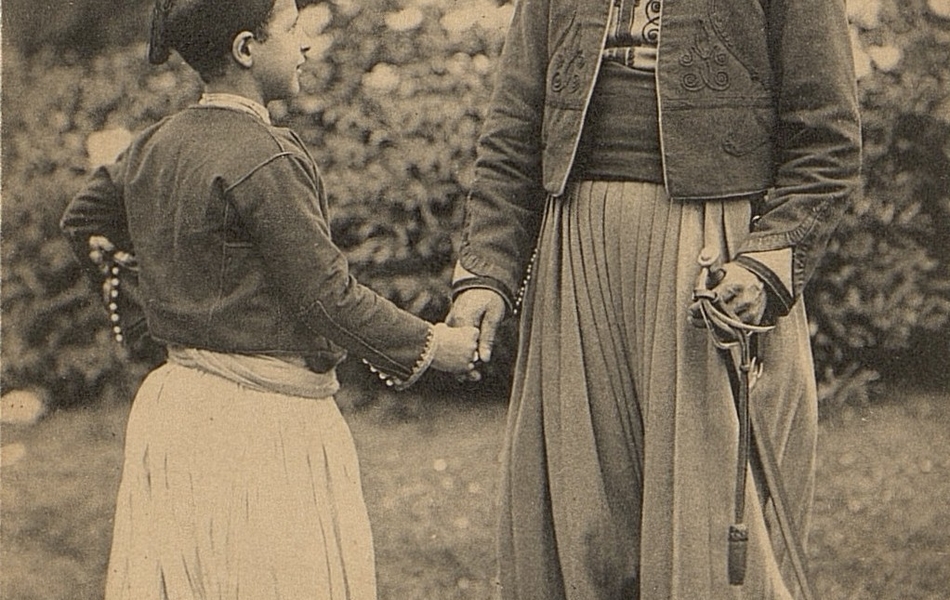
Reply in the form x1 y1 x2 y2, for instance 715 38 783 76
168 106 301 155
133 106 314 180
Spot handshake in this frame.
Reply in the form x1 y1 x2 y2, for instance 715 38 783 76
429 287 508 381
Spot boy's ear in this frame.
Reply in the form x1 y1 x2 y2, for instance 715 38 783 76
232 31 256 68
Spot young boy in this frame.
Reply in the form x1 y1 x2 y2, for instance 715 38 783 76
61 1 477 598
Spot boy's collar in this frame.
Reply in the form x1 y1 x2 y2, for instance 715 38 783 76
198 93 271 124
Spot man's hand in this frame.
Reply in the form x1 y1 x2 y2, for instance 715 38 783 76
689 262 767 326
429 324 480 374
447 288 507 380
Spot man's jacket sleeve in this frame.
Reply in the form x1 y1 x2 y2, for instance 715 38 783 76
735 0 862 311
458 0 551 303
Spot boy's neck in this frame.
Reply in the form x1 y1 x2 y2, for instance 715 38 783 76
199 92 271 124
205 87 265 107
204 72 268 107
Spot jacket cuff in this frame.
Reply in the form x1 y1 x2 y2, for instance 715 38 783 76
734 254 794 319
362 324 437 390
451 276 514 315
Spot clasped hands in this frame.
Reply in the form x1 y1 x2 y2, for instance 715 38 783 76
444 288 507 382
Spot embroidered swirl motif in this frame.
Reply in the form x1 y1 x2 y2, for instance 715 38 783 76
552 49 586 94
642 0 661 44
678 22 730 92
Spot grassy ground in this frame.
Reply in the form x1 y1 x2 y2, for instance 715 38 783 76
2 381 949 600
808 387 950 600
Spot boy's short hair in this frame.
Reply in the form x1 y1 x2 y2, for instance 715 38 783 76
148 0 277 83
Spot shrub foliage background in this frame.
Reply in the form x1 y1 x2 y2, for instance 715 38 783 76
2 0 949 408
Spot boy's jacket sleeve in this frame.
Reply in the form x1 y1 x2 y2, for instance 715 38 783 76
224 154 431 379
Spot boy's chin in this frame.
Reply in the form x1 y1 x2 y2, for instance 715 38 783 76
265 86 300 105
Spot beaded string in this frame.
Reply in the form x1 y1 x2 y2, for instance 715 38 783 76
102 253 138 344
104 265 126 343
513 245 540 316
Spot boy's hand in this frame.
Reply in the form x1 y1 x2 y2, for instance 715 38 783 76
88 235 135 274
430 323 480 374
88 235 116 273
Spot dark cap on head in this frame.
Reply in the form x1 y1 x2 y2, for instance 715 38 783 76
148 0 175 65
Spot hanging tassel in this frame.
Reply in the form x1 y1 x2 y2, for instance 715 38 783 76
728 523 748 585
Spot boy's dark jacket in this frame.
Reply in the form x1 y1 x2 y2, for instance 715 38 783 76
61 106 430 379
459 0 862 313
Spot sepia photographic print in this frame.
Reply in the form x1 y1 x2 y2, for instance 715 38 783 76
2 1 949 599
